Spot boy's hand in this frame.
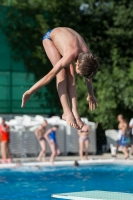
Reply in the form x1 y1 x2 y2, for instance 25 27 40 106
86 95 98 111
21 90 31 108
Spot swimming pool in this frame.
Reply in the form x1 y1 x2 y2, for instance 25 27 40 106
0 164 133 200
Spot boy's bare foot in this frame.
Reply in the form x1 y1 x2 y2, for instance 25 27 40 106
75 117 84 129
41 157 46 162
62 113 79 129
125 155 129 160
50 159 54 165
37 157 41 162
80 157 85 160
72 112 84 129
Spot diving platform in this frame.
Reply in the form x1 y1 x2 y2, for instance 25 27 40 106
52 190 133 200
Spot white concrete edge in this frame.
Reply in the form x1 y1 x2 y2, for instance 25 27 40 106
0 159 133 169
52 194 98 200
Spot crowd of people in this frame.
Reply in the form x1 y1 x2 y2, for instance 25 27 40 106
0 118 90 165
2 113 133 164
115 114 133 159
34 120 61 165
35 120 90 164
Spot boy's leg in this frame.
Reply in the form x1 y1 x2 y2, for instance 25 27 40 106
49 141 56 165
37 140 46 161
65 64 83 128
43 39 78 129
55 143 60 156
132 144 133 154
1 142 7 161
84 139 89 160
115 143 119 157
122 146 129 159
79 138 84 160
6 142 12 158
37 151 42 161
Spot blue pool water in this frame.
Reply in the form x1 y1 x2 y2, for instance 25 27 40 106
0 164 133 200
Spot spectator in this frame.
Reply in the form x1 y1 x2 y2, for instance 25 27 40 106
78 123 90 160
119 119 129 159
35 120 47 162
0 118 12 163
124 119 131 150
44 125 60 165
115 114 125 157
129 118 133 154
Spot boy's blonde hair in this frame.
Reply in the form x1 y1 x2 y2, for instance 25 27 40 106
77 53 99 79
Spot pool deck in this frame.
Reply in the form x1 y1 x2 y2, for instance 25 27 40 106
0 153 133 168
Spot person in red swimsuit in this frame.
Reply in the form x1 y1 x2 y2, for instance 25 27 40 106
0 118 12 163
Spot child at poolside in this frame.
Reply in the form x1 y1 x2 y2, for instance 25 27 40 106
119 119 129 159
0 118 12 163
78 123 90 160
44 125 60 165
34 120 47 162
21 27 99 129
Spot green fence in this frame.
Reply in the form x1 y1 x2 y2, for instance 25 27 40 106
0 27 57 114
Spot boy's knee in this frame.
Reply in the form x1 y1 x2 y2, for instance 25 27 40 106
52 151 56 156
42 149 45 153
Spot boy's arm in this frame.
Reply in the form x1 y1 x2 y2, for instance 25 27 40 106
44 128 52 143
35 126 42 140
21 54 74 108
85 78 98 111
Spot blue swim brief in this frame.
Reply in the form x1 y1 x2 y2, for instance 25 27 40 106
42 29 53 41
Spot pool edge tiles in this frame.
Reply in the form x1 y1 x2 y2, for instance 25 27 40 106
0 159 133 169
52 190 133 200
0 159 114 169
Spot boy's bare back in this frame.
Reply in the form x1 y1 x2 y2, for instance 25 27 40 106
51 27 89 56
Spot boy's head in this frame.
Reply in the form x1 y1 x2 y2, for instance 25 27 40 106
75 53 99 79
52 125 59 131
117 114 124 122
43 119 47 126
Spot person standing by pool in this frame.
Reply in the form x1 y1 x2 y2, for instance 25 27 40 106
35 120 47 162
129 118 133 155
115 114 125 157
124 119 131 150
119 120 129 159
0 118 12 163
78 123 90 160
44 125 60 165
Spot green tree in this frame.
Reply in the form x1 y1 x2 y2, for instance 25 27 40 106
93 0 133 128
0 0 82 113
1 0 133 131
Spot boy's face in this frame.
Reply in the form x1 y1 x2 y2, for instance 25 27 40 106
75 60 82 76
53 126 58 131
117 115 123 122
43 121 47 126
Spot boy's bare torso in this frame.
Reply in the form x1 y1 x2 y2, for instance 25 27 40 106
51 27 89 56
